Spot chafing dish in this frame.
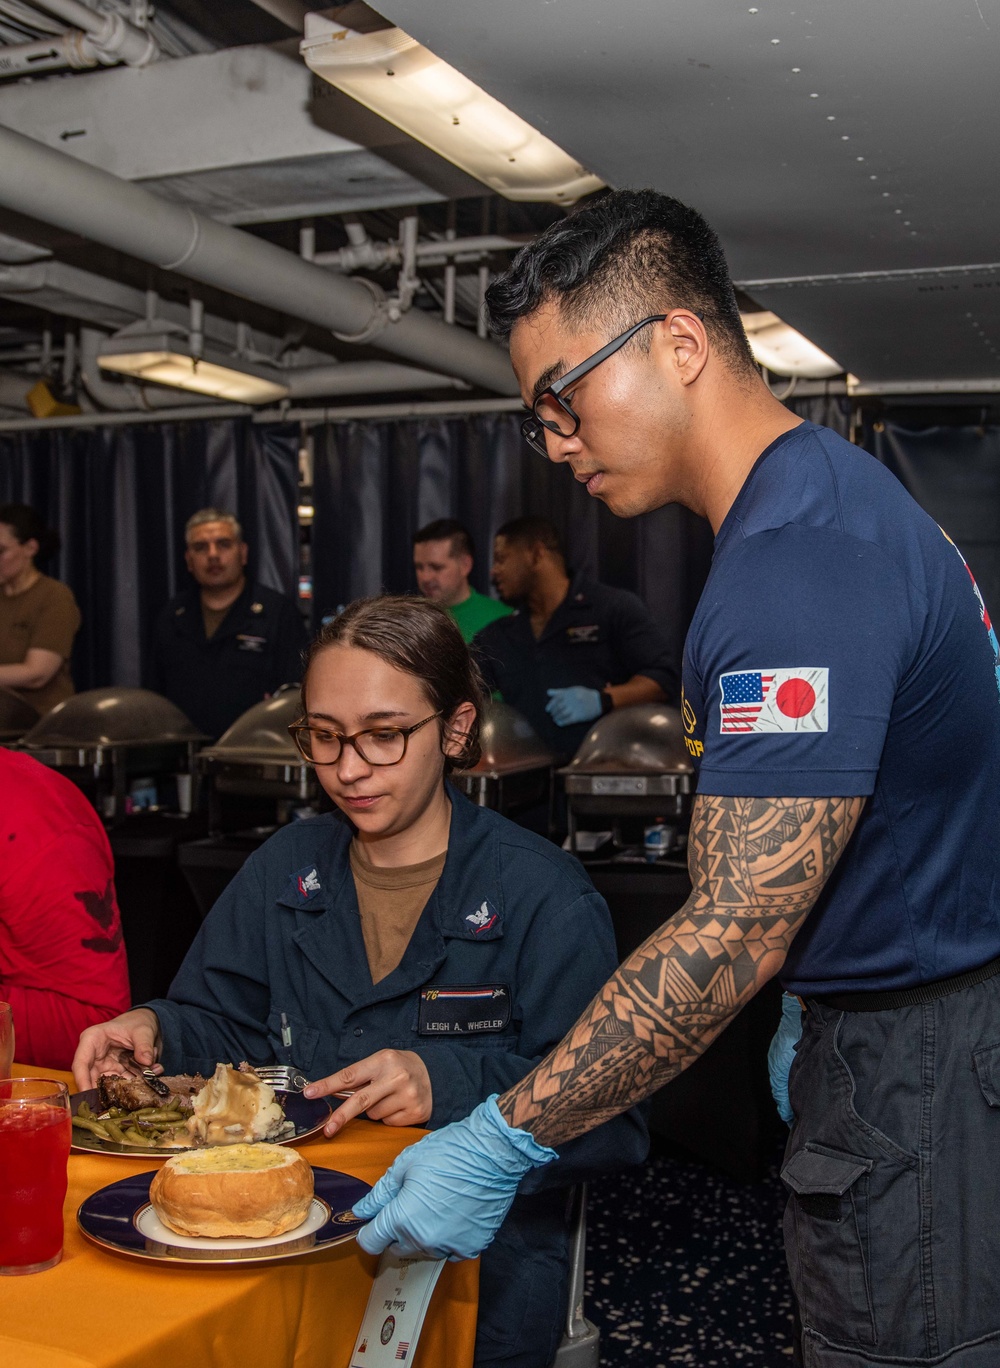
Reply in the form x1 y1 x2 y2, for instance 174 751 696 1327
19 687 205 821
454 701 555 816
561 704 695 857
194 685 320 805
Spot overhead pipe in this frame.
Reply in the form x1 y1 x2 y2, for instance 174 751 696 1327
286 361 469 399
256 397 527 424
0 371 32 412
0 404 252 433
313 233 529 272
0 32 99 75
0 126 518 395
27 0 157 66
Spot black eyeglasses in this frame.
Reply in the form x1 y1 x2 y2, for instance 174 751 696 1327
288 713 441 767
520 315 667 457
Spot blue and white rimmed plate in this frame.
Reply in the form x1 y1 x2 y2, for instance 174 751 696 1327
77 1167 370 1264
70 1088 333 1157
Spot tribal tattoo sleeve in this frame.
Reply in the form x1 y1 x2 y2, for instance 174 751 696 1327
499 793 865 1145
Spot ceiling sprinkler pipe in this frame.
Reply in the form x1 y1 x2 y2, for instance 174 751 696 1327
284 361 470 399
312 233 528 272
27 0 157 65
0 127 518 394
0 31 97 75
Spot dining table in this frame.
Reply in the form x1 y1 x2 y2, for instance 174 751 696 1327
1 1066 479 1368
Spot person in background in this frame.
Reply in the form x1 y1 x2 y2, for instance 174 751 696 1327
476 515 678 762
146 508 307 741
0 503 80 715
75 595 647 1368
412 518 512 644
0 750 130 1070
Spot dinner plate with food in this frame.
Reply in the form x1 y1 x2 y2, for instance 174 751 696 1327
77 1143 370 1265
70 1062 333 1156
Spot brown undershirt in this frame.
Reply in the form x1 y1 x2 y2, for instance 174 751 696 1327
201 602 229 639
349 840 447 984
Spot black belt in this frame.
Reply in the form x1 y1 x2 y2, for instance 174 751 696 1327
810 953 1000 1012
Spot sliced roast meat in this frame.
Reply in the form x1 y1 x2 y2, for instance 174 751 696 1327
97 1073 164 1112
96 1072 208 1113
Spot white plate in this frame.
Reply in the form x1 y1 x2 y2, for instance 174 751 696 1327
135 1197 331 1250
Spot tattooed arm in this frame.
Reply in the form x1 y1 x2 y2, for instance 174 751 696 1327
499 792 865 1146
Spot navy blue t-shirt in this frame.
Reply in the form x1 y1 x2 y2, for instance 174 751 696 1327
682 421 1000 994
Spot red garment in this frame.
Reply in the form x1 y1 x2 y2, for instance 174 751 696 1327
0 751 130 1069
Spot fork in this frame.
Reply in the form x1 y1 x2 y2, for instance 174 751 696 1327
250 1064 353 1099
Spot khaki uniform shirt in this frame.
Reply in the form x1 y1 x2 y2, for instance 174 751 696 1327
0 574 80 714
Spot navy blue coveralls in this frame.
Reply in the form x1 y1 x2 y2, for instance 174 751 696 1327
474 571 678 762
146 580 307 740
146 789 649 1367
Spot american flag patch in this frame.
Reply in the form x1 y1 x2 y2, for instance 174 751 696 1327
719 668 829 733
395 1344 410 1360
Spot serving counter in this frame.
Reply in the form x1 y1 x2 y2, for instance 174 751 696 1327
2 1067 478 1368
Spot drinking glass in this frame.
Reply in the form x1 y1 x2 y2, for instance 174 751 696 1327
0 1003 12 1079
0 1077 72 1275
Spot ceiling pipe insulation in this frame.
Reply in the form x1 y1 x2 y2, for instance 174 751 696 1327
0 126 519 396
23 0 158 65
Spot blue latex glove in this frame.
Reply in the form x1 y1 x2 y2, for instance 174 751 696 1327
545 685 603 727
353 1095 557 1260
768 992 804 1127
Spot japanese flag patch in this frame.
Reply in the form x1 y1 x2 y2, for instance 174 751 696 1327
719 668 829 734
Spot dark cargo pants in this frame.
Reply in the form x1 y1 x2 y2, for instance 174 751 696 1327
783 976 1000 1366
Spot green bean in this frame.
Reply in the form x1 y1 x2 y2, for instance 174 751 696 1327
138 1109 185 1123
77 1101 92 1120
72 1115 112 1139
103 1119 129 1144
123 1127 154 1147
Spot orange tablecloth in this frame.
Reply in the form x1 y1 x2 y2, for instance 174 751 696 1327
2 1068 478 1368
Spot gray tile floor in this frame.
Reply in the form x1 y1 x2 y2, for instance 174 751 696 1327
584 1146 797 1366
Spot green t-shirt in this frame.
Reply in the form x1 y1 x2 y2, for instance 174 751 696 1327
448 589 512 644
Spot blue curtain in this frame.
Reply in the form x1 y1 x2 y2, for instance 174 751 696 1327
0 418 299 691
867 421 1000 620
6 400 998 696
310 413 714 668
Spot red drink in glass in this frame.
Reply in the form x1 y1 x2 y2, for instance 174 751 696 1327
0 1078 71 1275
0 1003 13 1079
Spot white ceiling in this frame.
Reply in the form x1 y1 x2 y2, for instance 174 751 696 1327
1 0 998 390
375 0 1000 385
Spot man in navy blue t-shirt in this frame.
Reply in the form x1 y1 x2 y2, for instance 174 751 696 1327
342 192 1000 1367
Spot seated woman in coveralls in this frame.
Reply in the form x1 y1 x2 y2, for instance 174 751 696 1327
73 595 648 1368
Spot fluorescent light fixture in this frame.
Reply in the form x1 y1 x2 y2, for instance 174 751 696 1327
300 15 604 204
98 333 289 404
741 311 843 379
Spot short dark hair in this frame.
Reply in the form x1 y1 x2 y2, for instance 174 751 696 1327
0 503 61 563
485 188 756 376
412 518 474 560
301 594 486 772
495 517 564 559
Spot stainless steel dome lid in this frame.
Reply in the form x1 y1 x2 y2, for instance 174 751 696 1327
198 686 302 763
0 686 39 740
22 687 204 748
459 700 554 777
563 704 694 775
